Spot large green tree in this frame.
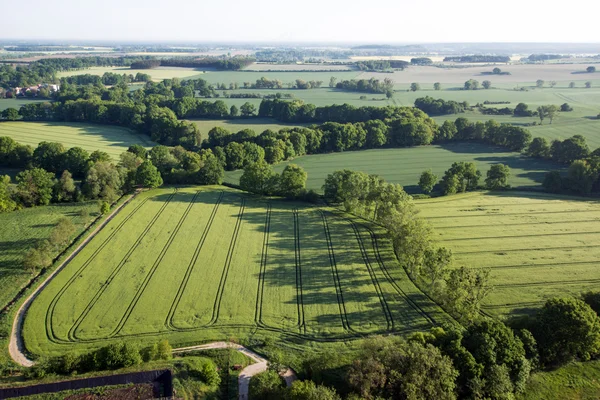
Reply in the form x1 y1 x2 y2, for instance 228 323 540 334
485 164 511 190
135 160 163 188
240 160 276 195
418 169 437 194
15 168 55 206
535 297 600 365
279 164 307 198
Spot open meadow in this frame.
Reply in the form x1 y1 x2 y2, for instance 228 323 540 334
223 142 564 193
415 191 600 319
190 118 305 136
23 186 449 356
0 202 100 311
57 66 206 81
0 122 153 160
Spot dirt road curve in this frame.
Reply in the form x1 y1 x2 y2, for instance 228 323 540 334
9 194 137 367
173 342 297 399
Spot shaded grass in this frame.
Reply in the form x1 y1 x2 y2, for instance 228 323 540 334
224 142 564 194
0 122 153 160
519 360 600 400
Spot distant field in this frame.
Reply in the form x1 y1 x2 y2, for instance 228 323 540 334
244 63 353 71
191 118 305 135
0 202 99 311
23 186 448 356
223 143 564 193
197 70 361 86
0 122 154 159
415 191 600 318
57 66 205 81
0 98 48 112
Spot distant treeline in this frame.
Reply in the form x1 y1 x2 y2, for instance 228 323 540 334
414 96 467 115
527 54 564 62
355 60 409 71
159 57 255 70
443 55 510 63
335 78 394 94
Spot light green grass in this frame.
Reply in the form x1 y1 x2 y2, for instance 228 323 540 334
57 66 204 81
0 122 154 160
223 142 564 193
190 118 305 135
519 360 600 400
415 191 600 318
0 202 100 311
23 186 448 357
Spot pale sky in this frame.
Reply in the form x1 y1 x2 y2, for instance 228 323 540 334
1 0 599 43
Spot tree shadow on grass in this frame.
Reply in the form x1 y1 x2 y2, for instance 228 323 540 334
37 122 154 149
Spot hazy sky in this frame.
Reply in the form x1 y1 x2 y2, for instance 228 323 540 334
1 0 598 43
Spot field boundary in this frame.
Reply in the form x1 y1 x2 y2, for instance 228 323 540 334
10 192 139 367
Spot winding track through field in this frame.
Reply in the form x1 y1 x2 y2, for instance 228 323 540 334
9 192 139 367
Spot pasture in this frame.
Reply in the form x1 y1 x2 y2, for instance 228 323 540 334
223 143 563 193
23 186 448 356
0 122 153 160
0 99 48 112
415 191 600 318
0 201 99 311
191 118 305 136
57 66 205 81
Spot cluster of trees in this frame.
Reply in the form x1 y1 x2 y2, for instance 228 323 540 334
414 97 467 115
420 162 510 196
159 56 255 70
528 54 562 62
444 55 510 63
130 60 162 69
239 162 316 200
61 72 152 86
27 340 173 379
354 60 409 71
436 118 532 151
410 57 433 65
21 217 77 275
335 78 394 95
257 99 435 124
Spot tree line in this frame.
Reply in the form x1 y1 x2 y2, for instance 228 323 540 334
334 78 394 95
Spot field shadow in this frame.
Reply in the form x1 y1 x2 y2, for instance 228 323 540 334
37 122 154 148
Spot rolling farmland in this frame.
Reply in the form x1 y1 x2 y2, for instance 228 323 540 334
415 191 600 318
223 143 564 193
23 186 449 356
190 118 305 136
57 66 206 81
0 122 153 160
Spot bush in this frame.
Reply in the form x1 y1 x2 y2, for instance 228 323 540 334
249 370 285 399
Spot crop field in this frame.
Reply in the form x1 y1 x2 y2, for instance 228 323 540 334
191 118 305 135
0 201 99 311
57 66 205 81
223 143 564 193
415 191 600 318
23 186 449 356
0 122 153 160
244 63 354 71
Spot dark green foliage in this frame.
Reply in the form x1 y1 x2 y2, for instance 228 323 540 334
485 163 511 190
542 171 563 193
135 160 163 188
249 370 286 400
534 297 600 365
440 162 481 195
418 169 437 194
414 96 466 115
127 144 147 159
16 168 56 206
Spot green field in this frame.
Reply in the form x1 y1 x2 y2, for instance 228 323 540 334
191 118 305 135
57 66 206 81
0 202 100 311
223 143 563 193
0 122 154 159
0 98 48 112
415 191 600 318
23 186 449 356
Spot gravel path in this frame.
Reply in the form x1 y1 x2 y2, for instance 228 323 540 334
173 342 297 399
9 194 137 367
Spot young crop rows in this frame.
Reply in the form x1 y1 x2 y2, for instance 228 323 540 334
23 187 447 354
416 191 600 318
